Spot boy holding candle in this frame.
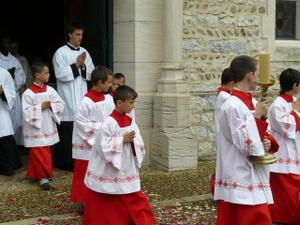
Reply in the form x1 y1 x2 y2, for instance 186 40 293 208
214 55 278 225
268 68 300 225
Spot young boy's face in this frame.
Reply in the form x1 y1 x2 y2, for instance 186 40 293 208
248 71 258 91
112 78 125 92
68 29 83 47
293 83 300 94
118 97 135 114
100 75 113 93
36 66 50 83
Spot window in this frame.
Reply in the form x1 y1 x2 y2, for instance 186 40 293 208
276 0 300 40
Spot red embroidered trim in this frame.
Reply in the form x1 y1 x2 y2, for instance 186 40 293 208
24 130 57 139
239 124 254 154
277 157 300 165
72 143 92 151
215 180 270 191
83 122 97 143
86 171 140 183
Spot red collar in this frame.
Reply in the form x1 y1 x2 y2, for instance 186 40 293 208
85 89 105 102
279 93 293 103
29 83 47 93
217 87 231 95
231 89 255 110
110 110 132 127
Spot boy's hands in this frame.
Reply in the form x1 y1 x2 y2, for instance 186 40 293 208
254 99 269 119
41 101 51 110
76 52 86 67
123 131 135 143
263 138 271 152
293 98 300 111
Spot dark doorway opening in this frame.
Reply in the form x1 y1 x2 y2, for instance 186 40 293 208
0 0 113 83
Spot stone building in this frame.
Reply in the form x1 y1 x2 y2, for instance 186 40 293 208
1 0 299 171
114 0 300 171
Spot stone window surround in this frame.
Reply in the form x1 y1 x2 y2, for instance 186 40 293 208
267 0 300 60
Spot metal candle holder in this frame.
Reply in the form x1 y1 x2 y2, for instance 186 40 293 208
249 79 277 164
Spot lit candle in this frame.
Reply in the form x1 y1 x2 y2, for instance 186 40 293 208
259 52 270 84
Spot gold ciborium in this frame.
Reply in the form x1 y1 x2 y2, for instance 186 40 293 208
249 79 277 164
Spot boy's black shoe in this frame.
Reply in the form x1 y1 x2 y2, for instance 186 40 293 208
40 178 50 190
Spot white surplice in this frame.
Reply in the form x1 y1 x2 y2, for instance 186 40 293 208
22 85 65 147
52 45 95 121
214 95 273 205
72 94 112 160
214 90 231 136
84 115 145 194
0 52 25 144
268 96 300 174
0 67 16 137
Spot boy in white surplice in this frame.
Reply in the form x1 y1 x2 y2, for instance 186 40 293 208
268 68 300 224
22 61 65 190
83 85 156 225
214 55 278 225
71 65 113 204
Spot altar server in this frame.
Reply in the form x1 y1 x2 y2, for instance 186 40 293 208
83 85 156 225
71 65 112 203
52 22 95 171
22 61 64 190
214 55 276 225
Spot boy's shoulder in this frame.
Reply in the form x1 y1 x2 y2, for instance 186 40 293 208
103 113 136 128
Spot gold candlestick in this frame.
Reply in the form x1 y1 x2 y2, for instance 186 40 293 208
249 54 277 164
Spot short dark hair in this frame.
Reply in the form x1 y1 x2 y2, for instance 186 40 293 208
221 68 233 85
31 60 48 78
113 73 125 80
229 55 257 82
91 65 113 86
67 22 84 34
279 68 300 94
113 85 138 104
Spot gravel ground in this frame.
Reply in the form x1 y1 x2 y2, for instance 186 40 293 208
0 160 216 225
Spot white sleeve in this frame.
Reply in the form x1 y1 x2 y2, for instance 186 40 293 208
132 123 145 168
95 120 124 170
49 87 65 124
0 70 16 110
52 50 76 82
220 106 265 156
73 100 103 146
84 51 95 81
268 104 297 139
22 92 42 129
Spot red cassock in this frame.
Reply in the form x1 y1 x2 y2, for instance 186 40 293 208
269 172 300 225
217 201 272 225
71 159 89 203
27 146 53 180
83 189 156 225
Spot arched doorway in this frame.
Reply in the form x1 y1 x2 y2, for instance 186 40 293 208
0 0 113 83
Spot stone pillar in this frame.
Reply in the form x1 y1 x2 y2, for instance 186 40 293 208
151 0 198 171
